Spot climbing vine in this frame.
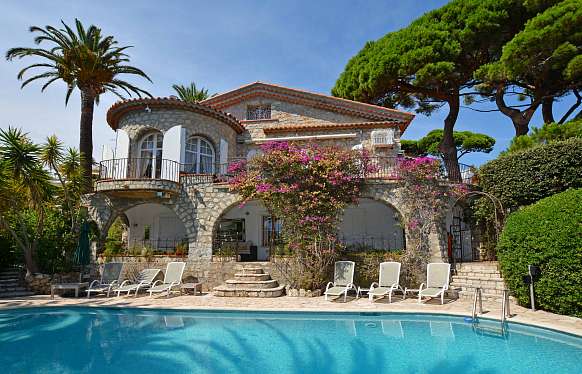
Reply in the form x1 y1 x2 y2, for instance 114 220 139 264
229 141 374 288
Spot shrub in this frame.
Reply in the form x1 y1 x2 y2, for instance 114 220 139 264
479 138 582 209
497 189 582 317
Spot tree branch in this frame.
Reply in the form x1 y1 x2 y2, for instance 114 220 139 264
559 89 581 124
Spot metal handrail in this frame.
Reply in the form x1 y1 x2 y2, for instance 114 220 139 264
98 158 182 182
501 288 511 323
472 287 483 319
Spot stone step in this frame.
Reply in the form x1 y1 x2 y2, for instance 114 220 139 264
0 272 21 277
234 273 271 281
452 284 506 294
0 286 27 292
0 291 35 298
224 279 279 290
456 268 501 275
236 267 264 275
451 276 505 285
214 284 285 298
0 276 20 281
0 280 20 286
458 290 516 303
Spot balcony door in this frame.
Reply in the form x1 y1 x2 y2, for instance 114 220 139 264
184 136 215 174
139 132 163 178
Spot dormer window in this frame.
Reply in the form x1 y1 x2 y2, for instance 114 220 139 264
371 129 395 147
246 104 271 120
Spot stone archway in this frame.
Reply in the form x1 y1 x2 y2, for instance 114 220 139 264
82 192 198 254
339 198 406 251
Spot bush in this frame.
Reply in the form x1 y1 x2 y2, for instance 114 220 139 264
497 189 582 317
479 138 582 208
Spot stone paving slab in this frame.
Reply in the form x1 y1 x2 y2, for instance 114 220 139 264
0 294 580 337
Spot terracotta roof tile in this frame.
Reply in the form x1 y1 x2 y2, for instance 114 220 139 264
106 97 244 133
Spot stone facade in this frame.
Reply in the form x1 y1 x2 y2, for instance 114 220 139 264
118 108 239 161
84 83 458 286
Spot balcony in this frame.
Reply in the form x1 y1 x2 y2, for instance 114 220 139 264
94 158 244 195
366 157 476 185
95 158 182 196
94 156 475 196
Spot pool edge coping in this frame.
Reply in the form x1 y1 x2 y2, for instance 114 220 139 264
2 302 581 339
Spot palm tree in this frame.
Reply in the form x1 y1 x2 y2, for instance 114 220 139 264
6 19 152 191
0 128 52 273
172 82 210 102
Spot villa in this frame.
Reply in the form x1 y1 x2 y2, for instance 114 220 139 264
84 82 474 273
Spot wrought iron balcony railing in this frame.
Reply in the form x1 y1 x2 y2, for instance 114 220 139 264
97 156 476 186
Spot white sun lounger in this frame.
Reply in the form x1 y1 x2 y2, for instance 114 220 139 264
86 262 124 298
149 262 186 298
324 261 356 302
418 263 451 304
368 261 404 303
116 268 161 297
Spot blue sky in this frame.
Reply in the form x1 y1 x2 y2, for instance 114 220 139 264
0 1 577 166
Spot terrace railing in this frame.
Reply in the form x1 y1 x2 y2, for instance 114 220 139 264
98 158 181 182
366 156 475 184
97 156 475 185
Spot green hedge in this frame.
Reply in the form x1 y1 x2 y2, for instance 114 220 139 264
497 189 582 317
479 138 582 208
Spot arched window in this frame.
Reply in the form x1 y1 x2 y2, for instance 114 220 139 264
185 136 215 174
139 132 163 178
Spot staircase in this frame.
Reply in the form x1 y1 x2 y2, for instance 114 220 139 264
0 267 34 298
214 266 284 298
451 262 513 303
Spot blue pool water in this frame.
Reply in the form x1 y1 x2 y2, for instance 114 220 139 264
0 307 580 373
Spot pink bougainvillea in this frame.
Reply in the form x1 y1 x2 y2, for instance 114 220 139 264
396 156 465 284
228 141 372 288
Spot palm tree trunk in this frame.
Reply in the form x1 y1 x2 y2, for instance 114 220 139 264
79 90 95 193
439 94 461 182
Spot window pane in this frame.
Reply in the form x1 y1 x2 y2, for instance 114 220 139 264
247 105 271 120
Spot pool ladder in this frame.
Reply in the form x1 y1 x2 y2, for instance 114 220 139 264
471 287 511 336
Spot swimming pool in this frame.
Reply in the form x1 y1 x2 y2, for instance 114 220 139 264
0 307 580 373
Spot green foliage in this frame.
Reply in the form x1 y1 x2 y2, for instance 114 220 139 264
400 140 422 157
479 138 582 208
497 188 582 317
103 217 126 256
339 250 403 288
172 82 211 102
332 0 525 110
229 141 371 289
6 18 152 104
505 119 582 154
483 0 581 86
0 128 84 273
415 129 495 159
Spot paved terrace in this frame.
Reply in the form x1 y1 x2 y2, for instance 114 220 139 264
1 294 580 337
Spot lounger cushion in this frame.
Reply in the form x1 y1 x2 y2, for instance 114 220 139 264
86 285 117 293
420 287 444 297
149 284 176 293
369 286 393 296
117 284 148 293
325 286 348 296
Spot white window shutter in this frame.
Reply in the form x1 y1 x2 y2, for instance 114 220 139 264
113 129 130 179
161 125 184 180
220 138 229 165
114 129 130 159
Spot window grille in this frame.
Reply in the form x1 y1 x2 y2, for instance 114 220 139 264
246 105 271 120
371 129 395 146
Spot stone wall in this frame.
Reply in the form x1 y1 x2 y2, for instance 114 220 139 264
101 256 285 292
118 108 239 161
84 180 449 266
